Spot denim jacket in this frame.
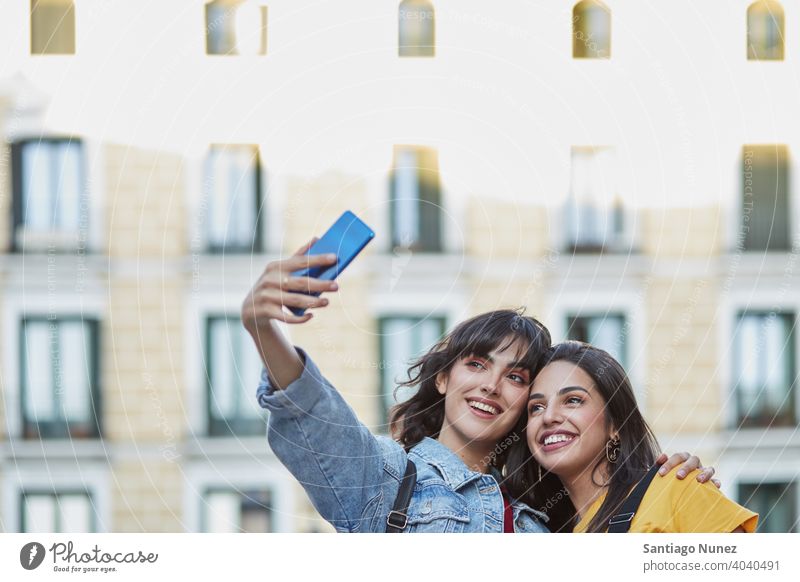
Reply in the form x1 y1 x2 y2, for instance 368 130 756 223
256 347 549 533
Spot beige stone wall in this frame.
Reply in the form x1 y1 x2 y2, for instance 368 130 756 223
111 460 184 532
641 206 724 258
645 277 722 434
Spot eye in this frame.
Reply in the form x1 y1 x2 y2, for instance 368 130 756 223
467 360 485 370
565 396 583 405
528 403 544 414
509 372 527 383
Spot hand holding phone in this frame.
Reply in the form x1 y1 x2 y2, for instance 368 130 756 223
288 211 375 316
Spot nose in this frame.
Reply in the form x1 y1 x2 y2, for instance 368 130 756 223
541 400 563 425
480 380 499 395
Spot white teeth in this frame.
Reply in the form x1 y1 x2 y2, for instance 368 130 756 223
543 434 575 446
468 401 499 415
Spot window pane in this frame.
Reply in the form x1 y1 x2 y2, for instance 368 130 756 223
209 319 235 419
393 148 420 248
567 147 618 251
59 494 92 532
206 2 238 55
237 325 265 420
747 1 785 60
742 145 790 251
31 0 76 55
58 321 91 422
399 0 435 57
22 142 54 231
735 312 795 427
55 141 82 231
738 482 797 532
205 145 258 250
23 495 56 533
573 1 611 59
240 490 272 532
24 321 55 422
380 317 444 423
567 314 626 367
205 491 240 533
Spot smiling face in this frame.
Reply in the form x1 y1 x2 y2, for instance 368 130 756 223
526 360 615 483
435 338 533 463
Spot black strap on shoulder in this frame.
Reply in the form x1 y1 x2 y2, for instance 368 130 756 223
607 464 660 533
386 459 417 533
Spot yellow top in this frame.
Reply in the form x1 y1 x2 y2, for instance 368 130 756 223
574 466 759 533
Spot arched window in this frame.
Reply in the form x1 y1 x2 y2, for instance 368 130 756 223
206 0 268 56
747 0 784 60
30 0 75 55
398 0 435 57
572 0 611 59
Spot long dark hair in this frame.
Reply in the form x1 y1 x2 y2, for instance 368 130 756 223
505 341 660 532
389 308 551 468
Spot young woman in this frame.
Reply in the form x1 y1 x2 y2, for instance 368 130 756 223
507 341 758 533
241 239 712 533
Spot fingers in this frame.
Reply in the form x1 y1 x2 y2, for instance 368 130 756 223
292 236 319 256
285 276 339 294
658 451 690 476
696 466 715 484
711 478 721 489
261 288 329 311
277 252 338 273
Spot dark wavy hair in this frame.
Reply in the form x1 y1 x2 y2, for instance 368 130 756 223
388 308 552 468
505 341 660 532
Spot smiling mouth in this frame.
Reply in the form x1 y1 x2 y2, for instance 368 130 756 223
539 433 578 451
467 400 500 416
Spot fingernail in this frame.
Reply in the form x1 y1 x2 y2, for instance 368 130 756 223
658 467 666 475
330 283 338 290
327 254 337 261
677 471 686 478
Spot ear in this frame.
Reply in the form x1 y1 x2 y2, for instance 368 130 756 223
435 372 447 396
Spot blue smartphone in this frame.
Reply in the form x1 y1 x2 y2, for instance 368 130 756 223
288 210 375 316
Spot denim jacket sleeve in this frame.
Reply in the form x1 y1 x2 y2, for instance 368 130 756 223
256 347 403 532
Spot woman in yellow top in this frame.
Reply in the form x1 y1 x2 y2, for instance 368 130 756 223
505 341 758 533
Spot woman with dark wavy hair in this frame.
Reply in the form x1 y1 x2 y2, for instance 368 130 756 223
506 341 757 533
243 240 711 533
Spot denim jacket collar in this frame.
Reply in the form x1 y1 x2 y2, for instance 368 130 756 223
410 437 550 524
409 437 486 490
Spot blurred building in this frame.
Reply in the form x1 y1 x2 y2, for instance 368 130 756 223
0 0 798 533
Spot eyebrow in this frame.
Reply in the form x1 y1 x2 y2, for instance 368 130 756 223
469 354 529 371
529 386 590 400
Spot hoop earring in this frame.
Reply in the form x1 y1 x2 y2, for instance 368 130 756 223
606 437 620 463
538 464 543 483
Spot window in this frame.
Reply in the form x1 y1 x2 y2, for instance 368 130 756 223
390 146 442 251
205 316 267 436
732 312 796 428
566 146 624 252
202 489 273 532
30 0 75 55
398 0 435 57
206 0 268 56
738 481 797 532
741 145 790 252
11 138 86 252
566 313 627 367
747 1 784 61
20 317 101 439
21 491 95 532
378 316 446 427
573 0 611 59
203 144 262 253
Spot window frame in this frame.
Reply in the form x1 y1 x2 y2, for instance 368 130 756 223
20 489 96 533
202 144 264 255
389 145 443 253
19 315 102 440
10 137 88 253
204 314 269 437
